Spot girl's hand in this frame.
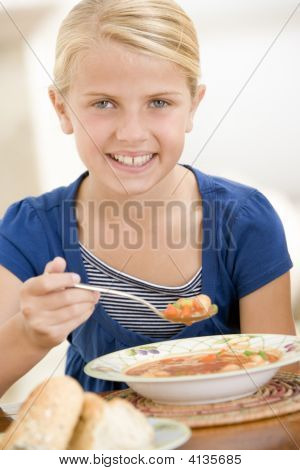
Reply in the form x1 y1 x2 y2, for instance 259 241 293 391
19 257 100 351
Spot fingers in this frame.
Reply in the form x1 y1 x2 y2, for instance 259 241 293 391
32 287 100 312
44 257 67 274
56 307 97 334
19 257 101 350
22 302 98 348
53 301 98 327
24 258 81 296
24 301 98 328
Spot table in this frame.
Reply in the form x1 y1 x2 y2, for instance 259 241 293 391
1 367 300 450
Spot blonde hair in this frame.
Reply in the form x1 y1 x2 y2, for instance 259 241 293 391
53 0 201 98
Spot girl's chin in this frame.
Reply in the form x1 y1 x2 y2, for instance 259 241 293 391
112 180 158 197
86 171 159 197
86 155 179 197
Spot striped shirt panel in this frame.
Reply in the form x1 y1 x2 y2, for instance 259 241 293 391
79 243 203 339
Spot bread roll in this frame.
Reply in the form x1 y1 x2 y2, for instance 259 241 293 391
68 394 155 450
67 393 106 450
1 376 83 450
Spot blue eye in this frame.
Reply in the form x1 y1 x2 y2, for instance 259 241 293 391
150 100 169 108
93 99 169 109
94 100 113 109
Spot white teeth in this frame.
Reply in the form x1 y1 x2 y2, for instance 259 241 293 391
124 156 132 165
109 153 154 166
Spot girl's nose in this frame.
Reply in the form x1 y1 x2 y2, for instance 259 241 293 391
115 112 149 142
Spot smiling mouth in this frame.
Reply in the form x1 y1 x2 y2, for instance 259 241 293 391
106 153 157 167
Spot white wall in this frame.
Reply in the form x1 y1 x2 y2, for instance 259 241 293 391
183 0 300 202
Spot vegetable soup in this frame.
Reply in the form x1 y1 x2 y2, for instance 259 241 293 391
125 348 282 378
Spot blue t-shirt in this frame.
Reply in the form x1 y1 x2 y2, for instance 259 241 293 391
0 165 293 392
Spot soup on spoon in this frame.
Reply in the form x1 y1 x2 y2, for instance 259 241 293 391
161 294 218 325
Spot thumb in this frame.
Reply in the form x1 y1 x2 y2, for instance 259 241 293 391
44 256 67 275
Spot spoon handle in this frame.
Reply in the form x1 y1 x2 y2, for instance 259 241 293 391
73 283 163 317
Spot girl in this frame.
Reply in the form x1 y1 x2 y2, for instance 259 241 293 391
0 0 296 395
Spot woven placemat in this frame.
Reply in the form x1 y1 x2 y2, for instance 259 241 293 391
103 372 300 428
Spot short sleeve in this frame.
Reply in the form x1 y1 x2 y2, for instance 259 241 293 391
228 190 293 298
0 200 50 282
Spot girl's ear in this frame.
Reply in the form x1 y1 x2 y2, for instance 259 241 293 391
48 86 74 135
186 84 206 133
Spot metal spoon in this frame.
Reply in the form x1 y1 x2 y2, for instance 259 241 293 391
74 283 217 325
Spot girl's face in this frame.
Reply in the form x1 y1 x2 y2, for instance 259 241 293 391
50 41 205 197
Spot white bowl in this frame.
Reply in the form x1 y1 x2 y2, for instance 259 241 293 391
84 334 300 405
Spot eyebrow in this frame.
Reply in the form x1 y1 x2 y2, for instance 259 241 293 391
83 91 183 98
